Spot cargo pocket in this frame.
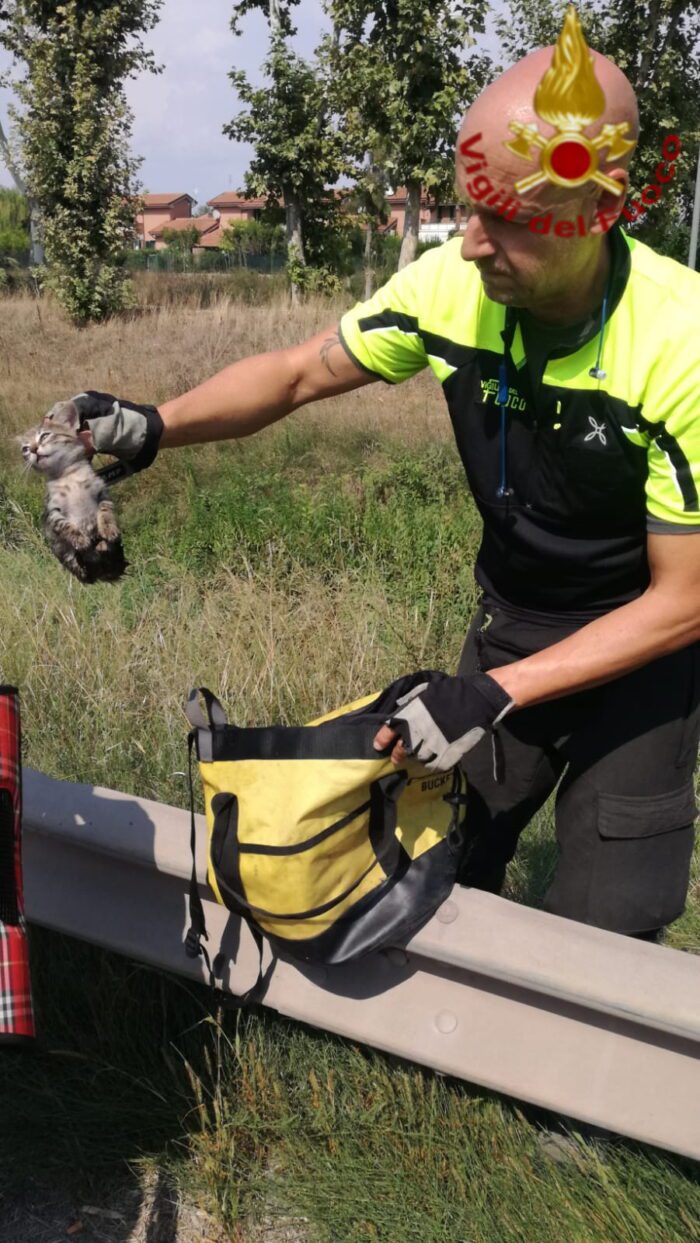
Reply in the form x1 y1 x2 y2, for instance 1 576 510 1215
587 784 697 933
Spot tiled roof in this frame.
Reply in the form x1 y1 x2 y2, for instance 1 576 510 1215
195 226 225 248
386 187 435 206
150 214 219 238
140 193 195 208
208 191 270 208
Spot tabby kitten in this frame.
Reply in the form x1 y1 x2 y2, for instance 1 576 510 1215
20 400 127 583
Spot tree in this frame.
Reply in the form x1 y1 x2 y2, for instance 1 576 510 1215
0 113 42 263
219 218 286 267
495 1 700 262
337 158 390 299
161 224 200 269
325 0 492 270
225 0 345 302
0 187 29 260
0 0 163 324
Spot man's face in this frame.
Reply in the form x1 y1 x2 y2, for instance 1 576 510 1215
454 127 621 310
459 200 591 308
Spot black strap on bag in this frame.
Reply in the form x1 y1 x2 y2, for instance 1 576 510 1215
185 691 268 1008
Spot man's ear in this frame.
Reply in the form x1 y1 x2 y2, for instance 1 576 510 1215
589 169 629 235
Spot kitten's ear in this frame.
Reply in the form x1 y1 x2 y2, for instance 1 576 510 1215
46 400 81 430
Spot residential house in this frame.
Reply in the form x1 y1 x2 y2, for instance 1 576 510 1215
207 191 271 230
148 214 222 252
135 193 196 249
135 186 463 254
384 188 463 241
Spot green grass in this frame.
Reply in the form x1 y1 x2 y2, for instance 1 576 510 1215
1 389 699 1239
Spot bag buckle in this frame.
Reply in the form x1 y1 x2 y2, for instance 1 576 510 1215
185 926 203 959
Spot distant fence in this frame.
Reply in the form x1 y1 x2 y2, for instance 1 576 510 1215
127 250 286 275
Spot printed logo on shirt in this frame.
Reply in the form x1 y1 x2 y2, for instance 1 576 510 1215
480 377 526 411
583 416 608 446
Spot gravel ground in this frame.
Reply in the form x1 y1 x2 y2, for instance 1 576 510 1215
0 1172 231 1243
0 1170 311 1243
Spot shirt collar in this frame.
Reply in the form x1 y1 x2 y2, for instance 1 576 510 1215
510 223 632 358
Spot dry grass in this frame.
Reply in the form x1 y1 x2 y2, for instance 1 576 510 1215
0 289 446 448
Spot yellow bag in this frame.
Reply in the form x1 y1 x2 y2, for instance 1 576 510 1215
185 672 467 967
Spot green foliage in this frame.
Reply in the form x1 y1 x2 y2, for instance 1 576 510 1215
0 224 29 260
0 0 163 323
0 189 29 261
219 218 286 265
160 225 201 271
161 225 200 252
496 1 700 263
226 2 347 294
324 0 492 266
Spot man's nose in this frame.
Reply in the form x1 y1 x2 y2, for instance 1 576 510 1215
460 213 497 262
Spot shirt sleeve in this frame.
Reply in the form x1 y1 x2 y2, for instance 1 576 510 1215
339 258 429 385
641 329 700 528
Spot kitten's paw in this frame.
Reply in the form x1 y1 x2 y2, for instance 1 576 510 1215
55 519 92 550
96 505 120 543
62 552 88 582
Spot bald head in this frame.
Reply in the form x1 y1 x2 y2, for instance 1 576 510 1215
457 47 639 221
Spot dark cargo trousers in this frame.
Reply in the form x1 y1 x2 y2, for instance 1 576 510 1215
457 599 699 935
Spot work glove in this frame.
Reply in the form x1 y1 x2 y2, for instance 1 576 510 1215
386 671 514 773
72 390 164 474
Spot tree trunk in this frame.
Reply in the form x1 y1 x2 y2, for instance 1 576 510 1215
398 180 421 270
269 0 282 34
635 0 662 88
364 216 374 300
645 0 684 89
285 191 305 306
0 115 44 265
28 211 44 266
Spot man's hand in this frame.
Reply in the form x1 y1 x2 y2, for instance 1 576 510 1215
71 391 164 473
373 672 515 771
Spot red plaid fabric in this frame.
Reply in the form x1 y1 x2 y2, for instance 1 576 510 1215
0 686 35 1042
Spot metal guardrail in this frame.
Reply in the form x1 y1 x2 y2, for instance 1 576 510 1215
22 768 700 1161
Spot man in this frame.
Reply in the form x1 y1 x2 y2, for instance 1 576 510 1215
74 40 699 941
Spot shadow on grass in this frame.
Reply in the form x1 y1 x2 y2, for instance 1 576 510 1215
0 927 223 1242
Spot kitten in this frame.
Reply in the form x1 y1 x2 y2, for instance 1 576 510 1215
19 400 127 583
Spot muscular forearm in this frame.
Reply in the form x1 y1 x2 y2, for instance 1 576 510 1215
489 584 700 709
158 349 300 448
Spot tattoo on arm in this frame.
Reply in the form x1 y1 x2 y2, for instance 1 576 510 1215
320 333 341 377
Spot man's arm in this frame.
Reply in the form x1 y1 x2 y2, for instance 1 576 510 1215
158 326 372 448
488 532 700 708
374 532 700 767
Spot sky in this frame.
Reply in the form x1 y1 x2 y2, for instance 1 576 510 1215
0 0 331 208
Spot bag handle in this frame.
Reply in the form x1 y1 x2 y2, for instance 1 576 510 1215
216 843 393 923
213 771 409 924
185 687 229 731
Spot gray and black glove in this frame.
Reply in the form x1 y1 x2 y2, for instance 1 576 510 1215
73 390 163 475
387 672 514 773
